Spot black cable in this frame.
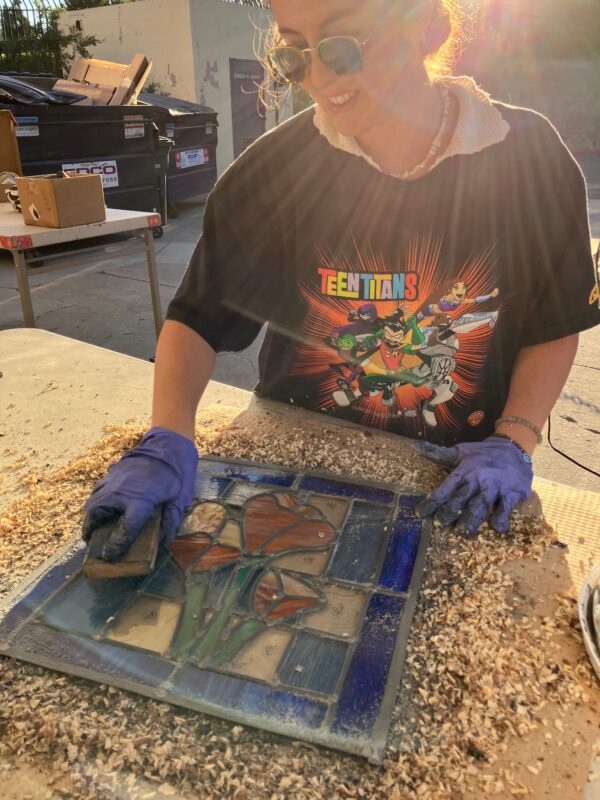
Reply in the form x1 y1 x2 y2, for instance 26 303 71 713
546 414 600 478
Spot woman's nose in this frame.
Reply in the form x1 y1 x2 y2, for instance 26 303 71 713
307 48 338 92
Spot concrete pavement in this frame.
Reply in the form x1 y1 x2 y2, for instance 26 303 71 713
1 160 599 492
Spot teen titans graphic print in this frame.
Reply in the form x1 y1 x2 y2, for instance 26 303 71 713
290 237 502 439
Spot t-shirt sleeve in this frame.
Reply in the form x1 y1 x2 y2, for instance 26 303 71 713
166 151 284 353
519 118 600 346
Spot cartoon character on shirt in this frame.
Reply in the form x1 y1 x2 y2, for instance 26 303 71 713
402 309 499 427
417 281 499 321
331 311 426 408
325 303 383 347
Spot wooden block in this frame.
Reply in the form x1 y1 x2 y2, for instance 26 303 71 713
83 510 162 580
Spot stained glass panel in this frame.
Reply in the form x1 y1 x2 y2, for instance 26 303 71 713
0 457 429 763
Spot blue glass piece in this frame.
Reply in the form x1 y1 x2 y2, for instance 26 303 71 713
10 623 173 687
378 518 422 593
172 665 328 728
396 494 425 518
0 547 86 643
143 554 186 600
193 474 232 501
40 573 145 636
277 631 348 695
326 503 391 584
333 593 405 736
298 475 395 505
198 460 295 487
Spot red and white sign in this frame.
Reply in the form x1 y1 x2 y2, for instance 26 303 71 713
62 160 119 188
176 148 208 170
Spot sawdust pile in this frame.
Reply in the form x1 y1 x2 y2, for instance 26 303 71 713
0 416 596 799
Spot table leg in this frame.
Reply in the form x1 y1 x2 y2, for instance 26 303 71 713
13 250 35 328
144 229 163 339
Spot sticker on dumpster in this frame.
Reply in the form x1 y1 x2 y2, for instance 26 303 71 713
15 117 40 137
165 124 175 139
62 161 119 188
124 116 145 139
176 148 207 170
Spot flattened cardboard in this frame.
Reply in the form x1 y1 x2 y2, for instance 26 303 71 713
0 111 23 202
16 173 106 229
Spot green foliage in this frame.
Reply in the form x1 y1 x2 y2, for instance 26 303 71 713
0 6 99 76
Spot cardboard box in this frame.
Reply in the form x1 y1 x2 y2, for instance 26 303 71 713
0 110 23 202
16 173 106 228
53 53 152 107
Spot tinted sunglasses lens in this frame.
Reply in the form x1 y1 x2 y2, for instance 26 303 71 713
269 47 308 83
318 37 363 75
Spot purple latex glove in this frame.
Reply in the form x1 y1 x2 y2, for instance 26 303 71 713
414 436 533 537
83 427 198 561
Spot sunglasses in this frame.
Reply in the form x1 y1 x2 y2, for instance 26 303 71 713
268 4 397 84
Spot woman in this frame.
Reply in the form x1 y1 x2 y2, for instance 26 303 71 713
84 0 600 560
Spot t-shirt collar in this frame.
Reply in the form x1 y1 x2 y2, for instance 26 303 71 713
312 74 510 178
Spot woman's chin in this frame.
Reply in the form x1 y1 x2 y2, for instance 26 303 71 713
319 103 373 140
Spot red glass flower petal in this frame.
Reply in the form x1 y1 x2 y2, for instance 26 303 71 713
266 597 322 621
243 495 337 555
254 569 281 615
261 520 336 555
191 544 242 573
243 495 301 553
168 533 212 570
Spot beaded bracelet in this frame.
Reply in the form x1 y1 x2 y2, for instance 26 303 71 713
493 433 533 463
495 416 543 445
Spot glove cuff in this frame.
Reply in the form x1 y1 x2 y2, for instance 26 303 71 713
488 435 533 466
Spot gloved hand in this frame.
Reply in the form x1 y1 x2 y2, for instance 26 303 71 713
83 427 199 561
414 436 533 537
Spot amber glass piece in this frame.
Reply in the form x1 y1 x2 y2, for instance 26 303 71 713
181 502 226 535
168 533 212 570
308 495 350 528
106 596 181 655
218 519 242 550
303 584 367 637
191 544 241 573
281 572 321 599
229 626 293 681
270 550 331 577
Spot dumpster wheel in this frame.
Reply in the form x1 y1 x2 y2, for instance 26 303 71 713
152 226 164 240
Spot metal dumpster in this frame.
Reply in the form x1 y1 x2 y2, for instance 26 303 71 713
138 93 218 206
0 103 167 233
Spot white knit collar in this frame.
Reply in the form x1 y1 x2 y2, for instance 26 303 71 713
312 75 510 179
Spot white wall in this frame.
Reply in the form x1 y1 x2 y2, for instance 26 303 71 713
189 0 271 172
60 0 197 102
59 0 290 176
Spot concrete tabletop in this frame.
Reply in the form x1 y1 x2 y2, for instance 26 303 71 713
0 328 599 798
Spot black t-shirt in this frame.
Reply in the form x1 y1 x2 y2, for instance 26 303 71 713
167 102 600 446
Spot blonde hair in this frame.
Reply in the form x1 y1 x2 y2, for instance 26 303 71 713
257 1 474 111
425 0 470 79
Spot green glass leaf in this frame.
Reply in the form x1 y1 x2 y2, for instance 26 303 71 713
189 564 254 664
209 619 266 670
170 578 208 660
